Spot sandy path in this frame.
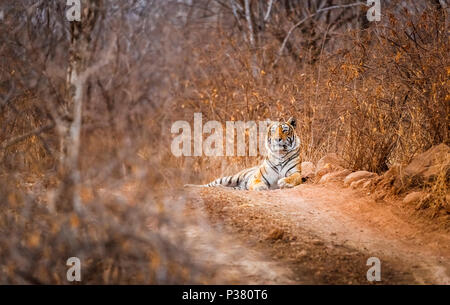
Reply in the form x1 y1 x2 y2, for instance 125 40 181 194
185 183 450 284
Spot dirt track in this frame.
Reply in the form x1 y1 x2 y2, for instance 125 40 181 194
185 183 450 284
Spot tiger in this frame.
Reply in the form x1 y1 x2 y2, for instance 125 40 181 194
185 117 304 190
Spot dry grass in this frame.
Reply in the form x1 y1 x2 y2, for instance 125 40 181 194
420 163 450 215
174 5 448 180
0 1 448 283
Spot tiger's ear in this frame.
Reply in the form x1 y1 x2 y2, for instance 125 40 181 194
287 117 297 128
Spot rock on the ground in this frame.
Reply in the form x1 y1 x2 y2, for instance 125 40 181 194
362 179 373 190
403 191 426 205
374 163 402 192
344 171 377 187
301 161 316 179
375 144 449 193
402 144 450 185
316 153 345 171
319 169 352 184
350 178 369 189
315 153 346 179
415 194 432 210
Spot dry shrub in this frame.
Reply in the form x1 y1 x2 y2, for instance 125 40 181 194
0 172 207 284
420 164 450 216
336 7 449 172
0 94 55 173
172 3 448 182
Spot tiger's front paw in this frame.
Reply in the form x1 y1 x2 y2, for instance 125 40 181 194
277 177 294 189
249 183 269 191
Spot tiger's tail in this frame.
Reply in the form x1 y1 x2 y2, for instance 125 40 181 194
183 184 208 188
184 167 257 189
183 175 239 189
205 175 241 188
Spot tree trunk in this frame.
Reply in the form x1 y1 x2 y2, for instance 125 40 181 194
244 0 260 79
57 0 102 212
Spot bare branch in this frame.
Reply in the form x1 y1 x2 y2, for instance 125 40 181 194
244 0 255 47
273 2 366 67
264 0 274 22
0 81 15 110
0 123 55 150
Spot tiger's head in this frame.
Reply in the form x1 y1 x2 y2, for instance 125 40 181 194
266 117 299 154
